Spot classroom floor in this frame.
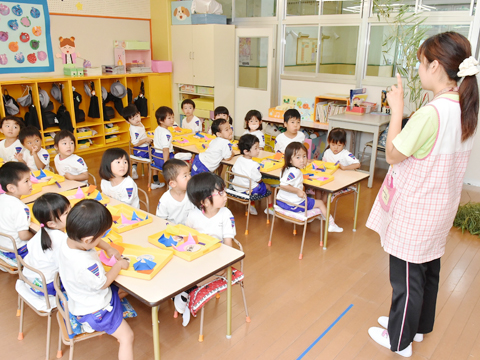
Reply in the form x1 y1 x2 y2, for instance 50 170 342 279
2 150 480 360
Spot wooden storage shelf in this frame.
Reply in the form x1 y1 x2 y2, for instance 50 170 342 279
0 73 172 156
314 94 350 123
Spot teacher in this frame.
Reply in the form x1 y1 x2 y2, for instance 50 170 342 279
366 32 479 358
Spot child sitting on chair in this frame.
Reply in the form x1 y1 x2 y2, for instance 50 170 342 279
181 99 202 133
243 110 265 150
0 162 34 260
0 115 24 162
274 109 305 154
151 106 176 189
53 130 88 182
232 134 273 216
124 104 152 180
323 128 360 170
18 126 50 171
156 159 195 225
191 118 234 176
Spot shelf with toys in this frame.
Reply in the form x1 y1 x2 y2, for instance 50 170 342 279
0 72 171 157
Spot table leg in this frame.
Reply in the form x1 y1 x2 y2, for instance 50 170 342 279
226 266 232 339
368 129 379 188
323 193 332 249
353 183 360 232
152 306 160 360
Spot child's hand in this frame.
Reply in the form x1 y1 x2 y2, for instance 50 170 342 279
106 246 122 260
146 138 153 144
31 145 39 154
296 189 306 198
118 258 130 270
14 153 23 162
339 164 345 170
64 173 73 180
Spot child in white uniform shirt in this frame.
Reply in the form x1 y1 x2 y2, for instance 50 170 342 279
58 199 133 359
156 159 195 225
0 116 24 162
186 172 236 247
23 193 70 296
243 110 265 149
53 130 88 182
277 142 343 232
181 99 202 133
0 162 34 259
322 128 360 170
100 148 139 208
151 106 176 189
18 126 50 171
274 109 306 153
191 118 234 176
124 104 153 180
232 134 273 215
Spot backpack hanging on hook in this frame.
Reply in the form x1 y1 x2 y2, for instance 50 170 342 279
87 82 100 119
134 80 148 117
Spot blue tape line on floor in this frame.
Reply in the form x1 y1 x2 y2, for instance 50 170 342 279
297 304 354 360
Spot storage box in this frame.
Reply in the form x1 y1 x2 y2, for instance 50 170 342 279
151 60 172 73
196 86 214 95
346 106 366 115
191 14 227 25
180 84 195 93
77 130 92 139
106 204 153 233
105 125 119 134
63 66 77 77
194 98 214 111
171 1 193 25
106 135 119 143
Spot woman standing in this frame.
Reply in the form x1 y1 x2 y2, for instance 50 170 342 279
367 32 479 357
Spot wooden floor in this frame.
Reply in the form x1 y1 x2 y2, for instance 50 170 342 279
2 151 480 360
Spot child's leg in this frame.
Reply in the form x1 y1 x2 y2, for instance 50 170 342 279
111 320 134 360
266 184 273 208
118 289 128 299
313 199 328 218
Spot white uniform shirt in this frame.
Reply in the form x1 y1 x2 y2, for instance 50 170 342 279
186 207 236 242
156 190 195 225
21 147 50 171
182 116 202 133
58 241 111 316
277 167 304 205
129 123 148 149
101 176 139 208
0 139 23 162
274 132 306 153
0 194 30 250
23 228 67 284
242 130 265 149
231 156 262 192
153 126 173 153
54 154 88 176
198 137 232 172
322 148 359 167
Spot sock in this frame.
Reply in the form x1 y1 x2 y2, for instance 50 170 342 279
153 175 159 183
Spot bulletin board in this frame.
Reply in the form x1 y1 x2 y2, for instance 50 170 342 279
296 37 317 65
0 0 54 74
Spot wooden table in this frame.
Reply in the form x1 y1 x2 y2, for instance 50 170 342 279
21 180 86 204
328 113 390 188
107 198 245 360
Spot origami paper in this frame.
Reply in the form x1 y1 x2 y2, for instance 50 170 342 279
94 192 103 201
121 213 140 225
133 258 156 271
173 234 196 252
102 229 111 238
37 169 47 179
158 234 177 247
30 174 39 183
86 185 96 196
74 187 85 199
47 178 56 185
99 250 117 266
131 211 142 222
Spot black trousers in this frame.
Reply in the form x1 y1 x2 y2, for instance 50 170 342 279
388 255 441 351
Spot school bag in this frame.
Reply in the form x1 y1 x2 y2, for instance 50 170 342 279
73 90 85 124
134 80 148 117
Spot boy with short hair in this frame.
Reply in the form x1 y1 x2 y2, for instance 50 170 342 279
181 99 202 132
124 104 153 180
18 126 50 171
0 116 24 162
156 159 195 225
191 118 234 176
0 162 34 259
274 109 306 153
151 106 176 189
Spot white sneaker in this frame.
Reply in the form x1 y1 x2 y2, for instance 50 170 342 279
378 316 424 342
132 167 138 180
249 206 258 216
368 327 412 357
264 207 274 216
328 221 343 233
150 182 165 189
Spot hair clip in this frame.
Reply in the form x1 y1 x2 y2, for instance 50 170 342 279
40 223 45 228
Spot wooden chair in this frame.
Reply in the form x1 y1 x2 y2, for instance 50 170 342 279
149 149 167 191
224 170 270 235
15 253 57 360
87 172 97 186
54 272 105 360
268 188 324 260
329 185 358 227
138 187 150 213
128 142 152 180
0 232 19 274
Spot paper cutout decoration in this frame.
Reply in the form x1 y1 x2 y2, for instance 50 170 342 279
94 192 103 201
30 174 39 183
47 177 56 185
37 169 47 179
74 187 85 199
173 234 197 252
99 250 117 266
86 184 96 195
158 234 177 247
120 213 142 225
110 242 125 254
131 211 141 222
273 152 283 160
133 258 156 271
112 215 120 223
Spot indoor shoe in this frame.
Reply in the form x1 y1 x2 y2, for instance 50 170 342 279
150 182 165 190
368 327 412 358
249 206 258 216
264 207 274 216
174 292 188 314
378 316 424 342
132 168 138 180
182 307 191 327
328 222 343 233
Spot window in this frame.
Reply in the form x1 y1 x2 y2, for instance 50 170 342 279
419 0 472 12
216 0 232 19
238 37 269 90
319 26 359 75
235 0 277 17
284 25 319 73
286 0 319 16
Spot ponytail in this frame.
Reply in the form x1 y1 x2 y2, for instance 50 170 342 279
459 75 479 141
40 226 52 252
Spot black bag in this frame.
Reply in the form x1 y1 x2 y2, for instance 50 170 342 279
57 105 74 132
127 88 133 105
3 89 20 115
24 103 40 130
134 81 148 117
42 110 59 129
87 82 100 119
73 90 85 124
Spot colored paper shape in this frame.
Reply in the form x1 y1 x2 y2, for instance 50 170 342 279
131 211 142 222
133 258 156 271
112 215 120 223
94 192 103 201
99 250 117 266
173 234 196 252
36 169 46 179
74 187 85 199
102 229 111 238
47 178 56 185
110 242 125 255
273 152 283 160
158 234 177 247
121 213 140 225
30 174 39 183
86 184 96 195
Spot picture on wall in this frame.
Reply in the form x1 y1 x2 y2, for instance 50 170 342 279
296 37 317 65
0 0 54 73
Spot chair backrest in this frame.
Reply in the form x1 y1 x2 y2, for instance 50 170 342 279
232 238 244 272
54 272 74 337
0 231 19 273
224 170 252 194
88 172 97 186
16 253 52 308
273 187 309 218
128 142 152 162
138 187 150 213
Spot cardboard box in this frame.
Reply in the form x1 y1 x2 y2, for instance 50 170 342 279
268 107 286 119
171 1 193 25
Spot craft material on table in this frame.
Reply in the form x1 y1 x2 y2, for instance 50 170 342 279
60 185 109 205
172 132 216 149
148 224 221 261
168 126 192 136
31 169 65 188
301 169 335 187
253 152 284 172
106 203 153 233
305 160 339 175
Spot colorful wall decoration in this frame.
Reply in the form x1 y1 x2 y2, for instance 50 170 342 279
0 0 54 73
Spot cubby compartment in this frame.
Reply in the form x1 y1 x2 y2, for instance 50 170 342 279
71 79 103 127
100 77 128 122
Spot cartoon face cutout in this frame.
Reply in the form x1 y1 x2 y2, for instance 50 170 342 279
173 6 190 21
0 4 10 16
30 39 39 50
32 26 42 36
20 16 31 27
61 44 75 55
12 5 22 16
20 32 29 43
30 7 40 18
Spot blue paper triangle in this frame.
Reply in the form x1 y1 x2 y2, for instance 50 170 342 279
94 192 103 201
158 234 177 247
37 169 47 179
102 229 111 238
146 215 149 220
134 258 156 271
131 211 141 221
